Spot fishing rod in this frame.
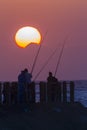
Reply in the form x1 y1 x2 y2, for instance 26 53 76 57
54 35 69 77
33 47 58 81
31 30 48 74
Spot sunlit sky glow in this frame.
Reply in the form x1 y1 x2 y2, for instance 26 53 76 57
0 0 87 81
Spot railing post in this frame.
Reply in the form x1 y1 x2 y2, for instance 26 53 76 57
0 82 2 104
29 82 35 103
39 82 46 103
63 81 67 103
47 81 58 102
47 82 53 102
11 82 18 104
57 82 62 102
3 82 10 104
70 81 74 103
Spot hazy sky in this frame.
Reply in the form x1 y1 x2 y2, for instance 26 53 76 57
0 0 87 81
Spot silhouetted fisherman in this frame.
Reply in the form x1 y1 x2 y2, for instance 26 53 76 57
24 68 32 84
47 72 58 83
18 70 26 103
24 68 32 103
47 72 58 102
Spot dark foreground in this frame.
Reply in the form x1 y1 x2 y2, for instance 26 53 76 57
0 102 87 130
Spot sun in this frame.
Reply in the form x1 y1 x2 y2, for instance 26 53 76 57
15 26 42 48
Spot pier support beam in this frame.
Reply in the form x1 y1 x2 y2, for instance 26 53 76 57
3 82 10 104
70 81 74 103
63 81 67 103
39 82 47 103
0 82 2 104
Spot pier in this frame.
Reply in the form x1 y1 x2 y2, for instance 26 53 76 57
0 81 87 130
0 81 74 105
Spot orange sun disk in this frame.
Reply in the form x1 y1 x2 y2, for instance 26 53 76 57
15 26 42 48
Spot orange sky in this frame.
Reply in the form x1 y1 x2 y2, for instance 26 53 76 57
0 0 87 81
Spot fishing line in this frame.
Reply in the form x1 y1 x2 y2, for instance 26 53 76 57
54 35 70 77
31 30 48 74
33 47 58 81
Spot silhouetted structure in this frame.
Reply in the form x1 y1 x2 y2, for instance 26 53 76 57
0 80 75 105
70 81 74 103
63 81 67 103
11 82 18 104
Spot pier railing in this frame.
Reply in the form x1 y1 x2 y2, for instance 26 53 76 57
0 81 74 105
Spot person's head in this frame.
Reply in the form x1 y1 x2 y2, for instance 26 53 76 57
24 68 28 73
49 72 52 76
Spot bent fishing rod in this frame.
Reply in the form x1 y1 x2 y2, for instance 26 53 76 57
54 35 69 77
33 47 58 81
31 30 48 74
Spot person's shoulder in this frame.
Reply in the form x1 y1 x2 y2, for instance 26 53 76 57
18 74 21 78
28 73 32 77
53 76 58 82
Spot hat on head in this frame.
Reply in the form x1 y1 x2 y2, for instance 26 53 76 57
24 68 28 72
49 72 52 75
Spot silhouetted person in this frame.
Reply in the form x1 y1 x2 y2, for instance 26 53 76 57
24 68 32 84
47 72 58 102
24 68 32 102
47 72 58 83
18 70 26 103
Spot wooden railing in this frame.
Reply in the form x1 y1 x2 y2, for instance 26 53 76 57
0 81 75 105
